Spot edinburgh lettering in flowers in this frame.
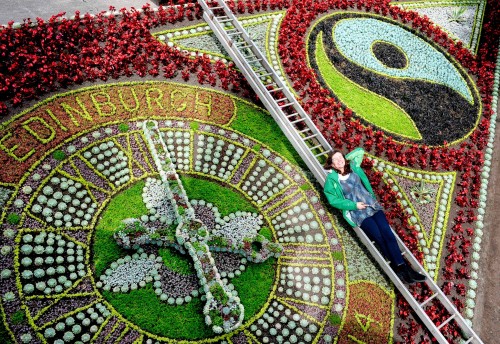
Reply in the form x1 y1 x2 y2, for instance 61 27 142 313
0 82 234 184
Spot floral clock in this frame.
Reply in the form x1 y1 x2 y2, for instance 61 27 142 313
0 82 355 343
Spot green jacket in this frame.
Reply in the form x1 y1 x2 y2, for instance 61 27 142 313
323 147 376 227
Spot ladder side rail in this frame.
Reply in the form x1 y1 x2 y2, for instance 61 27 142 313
352 226 451 344
201 11 329 184
201 11 331 185
203 0 334 157
232 32 335 155
391 229 483 343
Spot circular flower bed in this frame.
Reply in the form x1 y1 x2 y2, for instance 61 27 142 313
0 82 348 343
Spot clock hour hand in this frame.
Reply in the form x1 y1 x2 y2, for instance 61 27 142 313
144 120 244 333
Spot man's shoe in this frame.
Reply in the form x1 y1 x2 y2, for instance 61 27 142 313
406 267 426 282
395 269 414 284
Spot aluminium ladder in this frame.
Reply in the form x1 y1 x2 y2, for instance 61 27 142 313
196 1 484 343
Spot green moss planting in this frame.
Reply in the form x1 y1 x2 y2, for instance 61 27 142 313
231 101 304 167
158 247 194 275
6 213 20 225
52 149 66 161
93 180 148 277
118 123 130 132
232 257 276 321
179 175 258 215
10 310 26 325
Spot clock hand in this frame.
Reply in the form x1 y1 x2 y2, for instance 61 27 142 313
143 120 244 333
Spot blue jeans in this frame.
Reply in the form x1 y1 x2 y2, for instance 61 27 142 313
360 210 404 267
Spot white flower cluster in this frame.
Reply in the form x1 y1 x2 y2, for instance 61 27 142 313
143 178 177 224
43 302 111 343
397 3 481 52
268 14 285 76
162 130 191 171
249 301 318 343
194 134 243 180
241 159 291 204
160 13 282 69
212 212 263 247
83 140 130 186
31 176 97 228
0 186 11 209
165 25 223 56
19 232 85 295
277 266 332 305
98 253 162 293
421 6 475 44
272 201 324 244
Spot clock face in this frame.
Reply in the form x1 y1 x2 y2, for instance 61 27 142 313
1 83 348 343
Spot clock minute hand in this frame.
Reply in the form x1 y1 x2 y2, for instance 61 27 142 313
143 120 244 334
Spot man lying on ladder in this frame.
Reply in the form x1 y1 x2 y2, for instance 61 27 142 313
323 147 427 284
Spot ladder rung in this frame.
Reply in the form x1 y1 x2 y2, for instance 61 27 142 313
279 102 295 108
258 72 273 78
246 58 262 63
309 144 323 150
236 44 251 49
291 118 306 124
276 97 289 102
286 112 299 118
216 16 229 20
436 314 456 330
303 134 318 141
463 337 474 344
314 150 331 158
253 68 267 74
218 18 233 23
268 87 283 93
419 293 438 307
227 32 243 36
299 128 311 133
236 44 250 49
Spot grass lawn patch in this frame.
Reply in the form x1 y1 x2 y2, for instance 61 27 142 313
231 101 304 167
